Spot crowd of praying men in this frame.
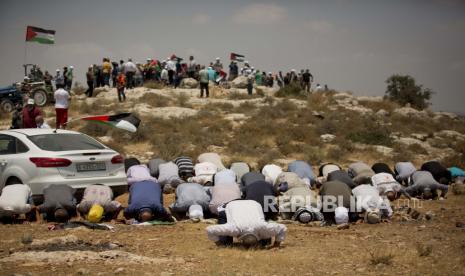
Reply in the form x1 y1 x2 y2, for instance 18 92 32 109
1 151 464 248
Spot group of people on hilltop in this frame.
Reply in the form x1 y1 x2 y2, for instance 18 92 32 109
3 149 463 248
83 55 325 99
25 64 74 92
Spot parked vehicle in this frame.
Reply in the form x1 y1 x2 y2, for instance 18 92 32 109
0 84 23 112
0 129 127 202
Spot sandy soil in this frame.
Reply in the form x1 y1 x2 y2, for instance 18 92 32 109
1 193 464 276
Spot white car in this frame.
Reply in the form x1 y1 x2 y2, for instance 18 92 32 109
0 129 127 202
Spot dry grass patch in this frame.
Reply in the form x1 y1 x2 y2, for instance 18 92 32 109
358 99 399 112
369 249 394 265
416 243 433 257
143 81 165 90
139 93 172 107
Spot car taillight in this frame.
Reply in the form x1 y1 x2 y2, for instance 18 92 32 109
29 157 72 167
111 155 124 164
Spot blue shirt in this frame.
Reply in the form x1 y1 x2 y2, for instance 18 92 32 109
449 167 465 178
125 180 164 217
288 161 315 181
208 68 216 81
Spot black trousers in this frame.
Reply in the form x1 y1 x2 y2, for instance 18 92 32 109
168 70 175 85
200 82 209 97
86 81 94 97
125 72 135 89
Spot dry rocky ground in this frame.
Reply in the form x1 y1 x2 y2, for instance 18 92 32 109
0 83 465 275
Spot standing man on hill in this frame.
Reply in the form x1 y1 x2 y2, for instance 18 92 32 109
199 65 209 98
302 69 313 93
187 56 197 79
123 58 137 89
102 58 112 87
86 66 94 97
54 83 70 129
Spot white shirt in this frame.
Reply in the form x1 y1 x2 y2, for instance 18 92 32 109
123 61 137 73
37 121 51 129
214 169 237 186
0 184 32 215
352 184 393 217
371 173 404 195
262 164 283 185
206 200 287 242
188 162 217 185
166 60 176 71
54 88 70 109
322 164 340 179
161 69 169 80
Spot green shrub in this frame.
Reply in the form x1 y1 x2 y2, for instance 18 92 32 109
347 129 393 146
385 74 433 110
275 83 306 98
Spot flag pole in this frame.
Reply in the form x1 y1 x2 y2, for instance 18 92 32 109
23 41 28 76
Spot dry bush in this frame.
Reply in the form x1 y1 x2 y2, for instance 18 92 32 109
233 101 258 115
307 91 335 111
256 149 282 170
147 113 232 160
227 92 261 100
263 96 275 106
79 99 116 115
358 99 399 112
407 143 428 155
389 114 440 136
347 128 393 146
416 243 433 257
442 140 465 168
204 102 234 113
175 93 191 108
144 81 165 90
79 121 112 137
390 144 414 163
139 93 172 107
275 83 306 99
369 250 394 265
104 139 126 155
71 82 86 95
255 87 265 97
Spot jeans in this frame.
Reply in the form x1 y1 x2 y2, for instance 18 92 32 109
200 82 209 97
103 73 110 86
117 87 126 102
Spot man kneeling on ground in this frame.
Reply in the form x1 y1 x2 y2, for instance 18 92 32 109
0 184 36 223
37 184 77 223
77 184 122 222
124 180 174 223
206 200 287 248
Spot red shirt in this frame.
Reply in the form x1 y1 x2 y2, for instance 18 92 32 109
22 106 42 128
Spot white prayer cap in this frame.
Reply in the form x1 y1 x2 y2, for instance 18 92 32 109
69 66 74 69
335 207 349 225
27 98 35 105
188 204 203 222
268 72 272 74
291 69 296 72
56 69 60 72
251 66 254 69
244 60 249 63
216 57 220 60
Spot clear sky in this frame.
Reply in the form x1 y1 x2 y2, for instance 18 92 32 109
1 0 464 112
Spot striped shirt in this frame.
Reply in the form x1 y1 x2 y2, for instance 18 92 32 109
174 156 194 178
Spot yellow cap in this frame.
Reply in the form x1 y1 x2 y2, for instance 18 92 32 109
87 204 104 223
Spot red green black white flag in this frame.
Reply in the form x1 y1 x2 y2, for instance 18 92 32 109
81 113 141 133
26 26 55 44
230 53 245 62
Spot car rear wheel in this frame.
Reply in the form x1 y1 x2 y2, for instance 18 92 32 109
0 99 14 113
33 89 48 106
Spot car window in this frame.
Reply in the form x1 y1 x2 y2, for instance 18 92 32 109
16 139 29 153
0 134 26 155
28 133 105 151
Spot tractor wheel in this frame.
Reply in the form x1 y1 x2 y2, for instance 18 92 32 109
0 99 14 113
33 89 48 106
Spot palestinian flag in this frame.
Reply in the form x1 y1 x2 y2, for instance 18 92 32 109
82 113 141 133
26 26 55 44
230 53 245 62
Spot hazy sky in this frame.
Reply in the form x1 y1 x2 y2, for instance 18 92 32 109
1 0 464 112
